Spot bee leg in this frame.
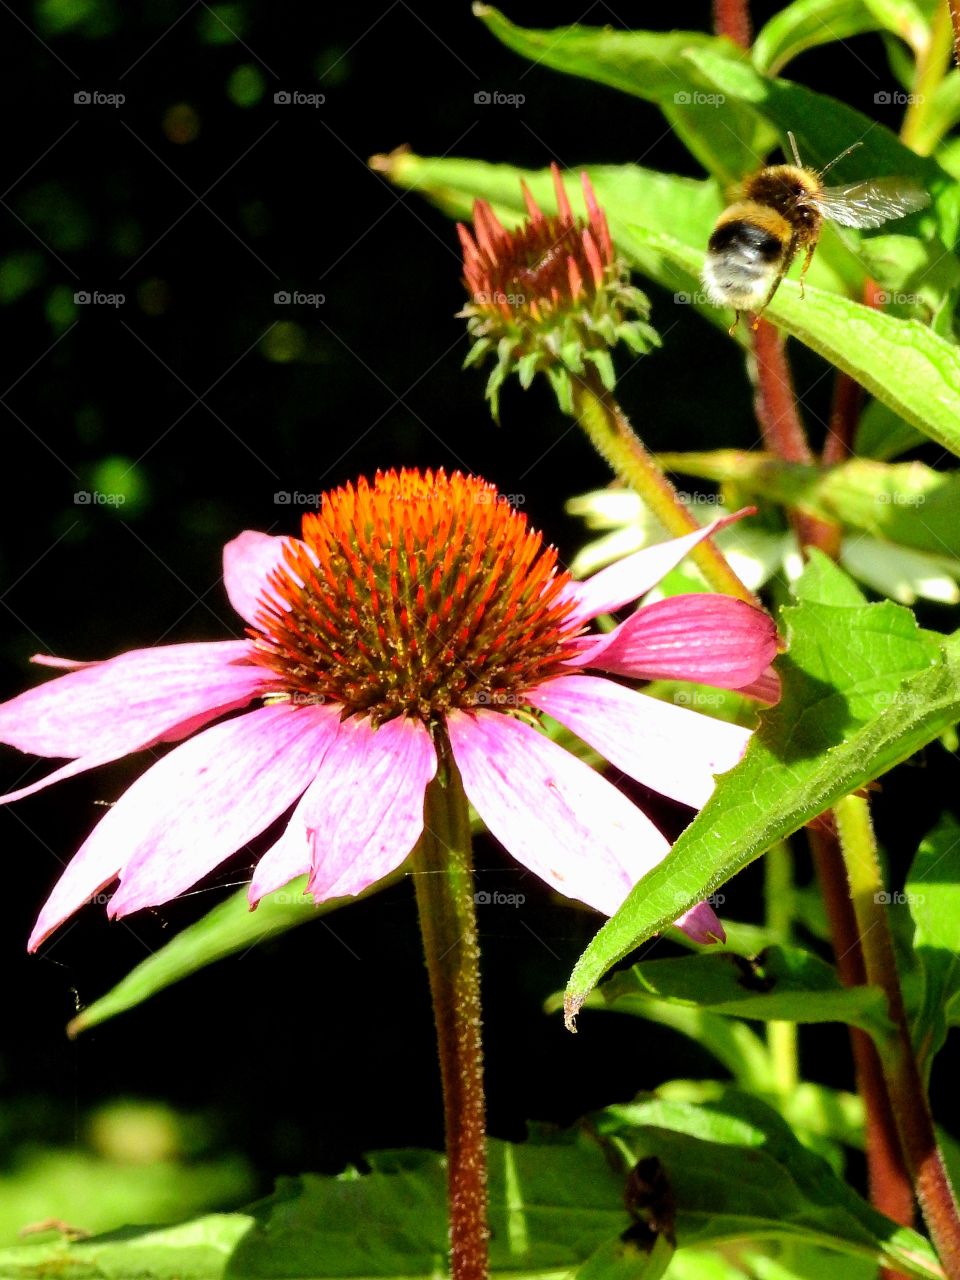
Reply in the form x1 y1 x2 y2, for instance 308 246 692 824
727 310 741 337
798 244 816 300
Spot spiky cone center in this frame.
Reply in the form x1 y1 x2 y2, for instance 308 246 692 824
250 470 582 727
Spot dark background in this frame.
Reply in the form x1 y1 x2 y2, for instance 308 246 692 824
1 0 956 1199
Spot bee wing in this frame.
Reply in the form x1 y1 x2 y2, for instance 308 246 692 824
816 177 930 228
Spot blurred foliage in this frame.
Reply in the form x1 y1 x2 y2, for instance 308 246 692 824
0 1099 253 1245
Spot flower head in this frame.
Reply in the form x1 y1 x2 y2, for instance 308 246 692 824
458 164 658 418
0 469 777 951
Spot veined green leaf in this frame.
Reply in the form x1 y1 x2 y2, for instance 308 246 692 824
565 554 960 1025
596 1090 943 1277
906 815 960 1079
682 45 957 242
854 398 926 460
597 946 893 1039
654 452 960 559
68 879 342 1036
620 225 960 459
0 1118 941 1279
472 5 775 184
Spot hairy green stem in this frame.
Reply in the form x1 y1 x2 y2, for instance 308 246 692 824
412 730 488 1280
902 0 955 153
570 368 757 604
764 842 798 1095
835 794 960 1277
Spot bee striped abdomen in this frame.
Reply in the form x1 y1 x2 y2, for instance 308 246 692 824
702 201 791 310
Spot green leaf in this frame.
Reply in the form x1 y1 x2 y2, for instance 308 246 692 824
860 0 930 52
655 451 960 560
1 1116 938 1279
906 815 960 1077
916 69 960 155
597 946 893 1039
854 398 926 461
376 149 958 453
566 554 960 1024
68 878 343 1036
374 150 853 339
550 987 776 1092
231 1144 619 1275
857 232 960 336
0 1134 638 1279
682 46 957 244
620 224 960 459
752 0 886 76
0 1214 249 1280
597 1089 943 1277
472 6 775 184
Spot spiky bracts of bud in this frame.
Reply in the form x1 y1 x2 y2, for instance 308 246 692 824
457 163 658 419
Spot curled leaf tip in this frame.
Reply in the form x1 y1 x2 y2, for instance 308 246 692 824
65 1013 87 1040
368 145 410 175
563 993 582 1034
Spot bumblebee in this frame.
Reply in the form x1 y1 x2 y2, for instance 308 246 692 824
702 131 930 328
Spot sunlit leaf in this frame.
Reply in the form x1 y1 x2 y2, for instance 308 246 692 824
596 946 893 1039
752 0 887 75
566 554 960 1023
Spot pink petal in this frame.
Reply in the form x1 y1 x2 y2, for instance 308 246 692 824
0 642 270 803
737 666 782 704
579 595 778 689
527 674 750 809
223 530 301 626
28 702 339 949
564 510 752 623
675 901 726 944
446 709 671 916
250 715 437 905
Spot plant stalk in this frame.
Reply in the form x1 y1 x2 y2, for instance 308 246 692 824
835 794 960 1277
902 0 955 153
412 729 488 1280
808 818 915 1257
764 842 798 1095
570 368 757 604
713 0 752 47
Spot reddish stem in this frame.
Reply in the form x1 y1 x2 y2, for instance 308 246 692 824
712 0 752 47
752 320 841 556
823 280 882 465
948 0 960 67
413 734 488 1280
809 821 915 1257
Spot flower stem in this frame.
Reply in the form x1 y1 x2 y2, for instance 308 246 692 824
901 0 955 154
835 793 960 1277
412 729 488 1280
751 320 842 557
712 0 752 47
570 368 757 604
809 818 915 1243
764 842 798 1095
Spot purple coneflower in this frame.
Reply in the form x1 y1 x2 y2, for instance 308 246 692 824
0 469 777 950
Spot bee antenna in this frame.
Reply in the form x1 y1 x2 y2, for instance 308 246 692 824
787 130 802 167
819 139 864 179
